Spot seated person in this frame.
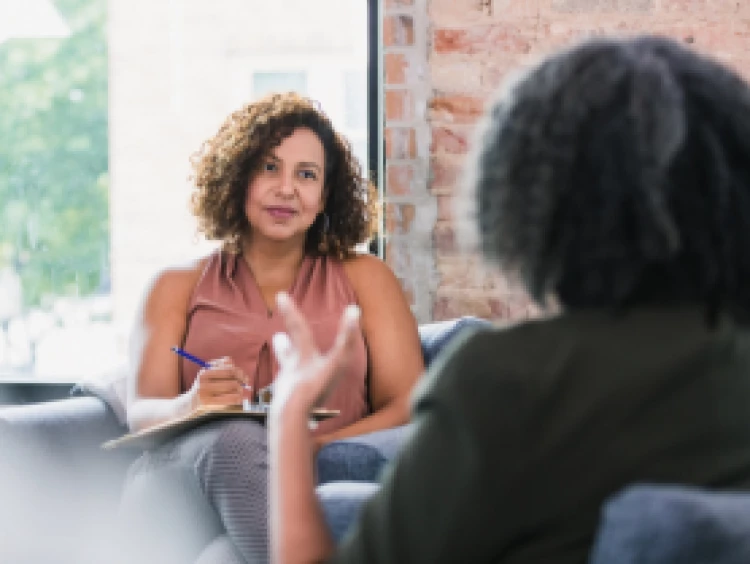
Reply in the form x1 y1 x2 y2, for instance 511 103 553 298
268 36 750 563
120 92 424 563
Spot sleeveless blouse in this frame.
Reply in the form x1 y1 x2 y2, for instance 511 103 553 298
180 251 369 435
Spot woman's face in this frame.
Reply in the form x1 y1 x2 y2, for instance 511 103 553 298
245 127 326 246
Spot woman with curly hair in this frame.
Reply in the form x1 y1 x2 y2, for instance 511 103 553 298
120 93 424 563
268 36 750 563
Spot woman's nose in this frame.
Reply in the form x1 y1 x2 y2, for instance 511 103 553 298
277 173 295 196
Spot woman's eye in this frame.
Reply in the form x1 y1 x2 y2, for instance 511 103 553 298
299 169 317 180
264 162 277 172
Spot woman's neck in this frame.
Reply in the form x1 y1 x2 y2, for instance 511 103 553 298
241 237 306 287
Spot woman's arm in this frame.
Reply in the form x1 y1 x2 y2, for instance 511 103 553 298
315 255 424 447
269 294 362 564
271 301 523 564
126 264 204 431
126 259 249 432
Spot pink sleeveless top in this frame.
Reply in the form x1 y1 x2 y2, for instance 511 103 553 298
180 251 369 435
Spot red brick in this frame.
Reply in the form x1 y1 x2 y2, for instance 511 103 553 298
432 292 536 322
429 94 486 124
433 292 495 320
385 203 417 235
436 257 513 292
482 57 529 91
384 15 415 47
436 194 454 221
436 257 482 290
656 0 743 12
648 20 750 55
385 89 413 122
384 241 411 271
430 157 465 191
433 221 457 254
431 59 483 92
385 128 417 159
548 0 653 11
434 24 532 56
489 0 542 18
387 163 414 196
431 126 471 155
397 277 416 305
385 53 408 85
429 0 491 26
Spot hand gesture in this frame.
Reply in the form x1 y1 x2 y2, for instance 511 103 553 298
189 357 250 409
270 292 361 418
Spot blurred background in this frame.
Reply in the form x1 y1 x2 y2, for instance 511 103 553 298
0 0 371 383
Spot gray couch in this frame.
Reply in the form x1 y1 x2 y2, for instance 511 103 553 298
0 317 489 563
6 315 747 563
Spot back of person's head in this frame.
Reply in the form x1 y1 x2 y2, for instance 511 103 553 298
469 35 750 321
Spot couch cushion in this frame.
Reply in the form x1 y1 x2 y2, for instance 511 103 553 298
589 484 750 564
316 425 414 484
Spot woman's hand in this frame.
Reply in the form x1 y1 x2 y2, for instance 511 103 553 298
270 292 361 420
188 357 249 410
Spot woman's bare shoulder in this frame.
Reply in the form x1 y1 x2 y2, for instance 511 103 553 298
143 254 215 310
341 252 405 303
341 251 393 282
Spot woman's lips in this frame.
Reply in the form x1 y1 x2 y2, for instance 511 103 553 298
266 206 297 220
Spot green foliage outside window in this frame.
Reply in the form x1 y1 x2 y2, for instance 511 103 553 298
0 0 108 307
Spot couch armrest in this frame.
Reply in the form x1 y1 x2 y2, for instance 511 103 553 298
317 481 380 542
316 424 414 484
589 484 750 564
419 316 493 366
0 395 137 490
0 395 127 455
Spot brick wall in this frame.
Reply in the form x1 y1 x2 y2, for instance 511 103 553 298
384 0 750 322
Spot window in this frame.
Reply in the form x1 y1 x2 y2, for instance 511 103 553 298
253 71 307 99
0 0 378 383
344 70 368 130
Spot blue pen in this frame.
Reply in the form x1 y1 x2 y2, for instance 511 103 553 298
170 346 210 368
171 346 253 392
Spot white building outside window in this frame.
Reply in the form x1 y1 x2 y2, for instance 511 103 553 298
0 0 372 382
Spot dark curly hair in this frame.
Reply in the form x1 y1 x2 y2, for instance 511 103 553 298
190 92 375 259
470 35 750 321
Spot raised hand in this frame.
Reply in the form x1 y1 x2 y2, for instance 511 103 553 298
270 291 361 417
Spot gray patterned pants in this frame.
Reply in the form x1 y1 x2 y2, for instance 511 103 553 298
118 419 267 564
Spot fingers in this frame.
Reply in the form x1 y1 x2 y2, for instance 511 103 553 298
198 362 249 386
272 332 297 371
311 305 361 405
201 391 243 407
276 292 317 362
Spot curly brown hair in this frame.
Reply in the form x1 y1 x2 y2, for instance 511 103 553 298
189 92 376 259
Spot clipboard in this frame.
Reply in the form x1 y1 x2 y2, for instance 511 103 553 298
102 405 339 451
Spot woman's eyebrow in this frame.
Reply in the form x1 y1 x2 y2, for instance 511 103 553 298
267 153 322 171
297 161 322 171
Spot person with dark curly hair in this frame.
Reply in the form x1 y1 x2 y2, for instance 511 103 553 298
267 36 750 564
119 93 424 563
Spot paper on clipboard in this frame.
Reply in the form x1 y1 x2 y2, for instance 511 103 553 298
102 405 339 451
